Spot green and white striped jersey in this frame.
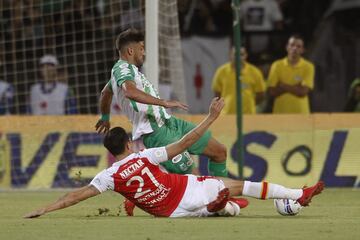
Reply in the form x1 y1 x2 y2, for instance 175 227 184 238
109 60 171 140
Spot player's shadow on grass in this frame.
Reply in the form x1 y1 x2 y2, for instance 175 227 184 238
238 215 323 219
81 214 323 220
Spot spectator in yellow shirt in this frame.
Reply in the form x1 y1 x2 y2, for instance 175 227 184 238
267 35 315 114
212 47 266 114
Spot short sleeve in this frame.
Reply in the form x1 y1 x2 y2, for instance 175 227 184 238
90 169 114 193
267 61 280 87
113 62 135 87
142 147 168 165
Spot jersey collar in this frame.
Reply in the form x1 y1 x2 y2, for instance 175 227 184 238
40 82 57 94
284 57 304 68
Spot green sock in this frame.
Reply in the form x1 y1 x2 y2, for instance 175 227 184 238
209 161 228 177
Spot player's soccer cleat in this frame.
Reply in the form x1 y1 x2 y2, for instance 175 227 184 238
297 181 325 206
124 199 136 216
228 197 249 209
207 188 230 212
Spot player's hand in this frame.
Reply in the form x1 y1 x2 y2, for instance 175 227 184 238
23 209 45 219
95 119 110 134
164 100 188 111
208 97 224 120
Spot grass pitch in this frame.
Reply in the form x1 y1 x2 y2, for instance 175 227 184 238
0 189 359 240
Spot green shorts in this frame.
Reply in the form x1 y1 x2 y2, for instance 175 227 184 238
143 117 212 174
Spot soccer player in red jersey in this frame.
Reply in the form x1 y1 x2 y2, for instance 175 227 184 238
24 98 324 218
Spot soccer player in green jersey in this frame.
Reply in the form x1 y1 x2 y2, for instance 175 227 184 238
96 28 228 178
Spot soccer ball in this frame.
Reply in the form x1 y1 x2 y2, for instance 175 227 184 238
274 199 302 216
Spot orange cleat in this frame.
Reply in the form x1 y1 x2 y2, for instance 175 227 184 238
207 188 230 212
123 198 136 216
297 181 325 206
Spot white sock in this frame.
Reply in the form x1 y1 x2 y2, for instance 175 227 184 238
243 181 303 200
217 202 240 217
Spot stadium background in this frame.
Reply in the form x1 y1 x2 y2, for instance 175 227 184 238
0 0 359 190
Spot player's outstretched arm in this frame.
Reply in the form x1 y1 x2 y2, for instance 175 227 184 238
95 83 113 133
23 185 100 219
122 81 188 111
166 97 224 160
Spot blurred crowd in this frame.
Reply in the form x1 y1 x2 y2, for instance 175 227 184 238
0 0 358 115
179 0 331 63
0 0 145 114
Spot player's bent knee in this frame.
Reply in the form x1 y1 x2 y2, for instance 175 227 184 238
221 144 227 160
204 141 227 162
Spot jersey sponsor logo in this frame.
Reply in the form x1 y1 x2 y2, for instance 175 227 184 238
294 75 302 82
124 165 172 205
119 159 145 179
142 80 153 89
171 154 182 164
242 82 250 89
137 183 171 205
171 152 193 171
154 149 165 158
141 76 157 95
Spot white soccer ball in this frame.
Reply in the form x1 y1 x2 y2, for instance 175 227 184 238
274 199 303 216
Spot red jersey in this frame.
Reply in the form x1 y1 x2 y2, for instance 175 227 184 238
90 147 188 217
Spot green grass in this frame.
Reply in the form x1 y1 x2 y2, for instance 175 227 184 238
0 189 359 240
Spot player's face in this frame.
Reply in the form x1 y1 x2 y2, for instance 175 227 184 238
40 64 57 81
240 47 247 62
133 41 145 67
286 37 304 59
230 47 247 64
230 47 235 64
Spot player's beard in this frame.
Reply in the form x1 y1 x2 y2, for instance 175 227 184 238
135 55 145 68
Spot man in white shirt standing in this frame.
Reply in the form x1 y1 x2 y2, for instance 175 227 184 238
240 0 283 54
30 54 78 115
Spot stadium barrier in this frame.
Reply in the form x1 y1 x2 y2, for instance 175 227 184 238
0 114 359 189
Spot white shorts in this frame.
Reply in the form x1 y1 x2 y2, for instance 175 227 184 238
170 175 226 217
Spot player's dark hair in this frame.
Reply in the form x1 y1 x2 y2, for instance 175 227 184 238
289 34 305 43
116 28 144 53
103 127 130 156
